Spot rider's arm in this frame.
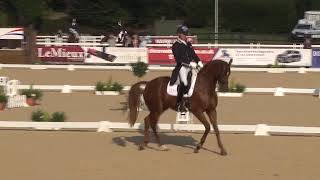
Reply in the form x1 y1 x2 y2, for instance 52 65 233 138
187 42 201 63
172 43 183 64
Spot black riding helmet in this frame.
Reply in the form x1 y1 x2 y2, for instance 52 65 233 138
177 25 189 35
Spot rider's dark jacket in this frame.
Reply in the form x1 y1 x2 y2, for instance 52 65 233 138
169 39 201 85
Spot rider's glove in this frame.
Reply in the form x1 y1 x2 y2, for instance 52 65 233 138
189 62 197 68
197 61 204 68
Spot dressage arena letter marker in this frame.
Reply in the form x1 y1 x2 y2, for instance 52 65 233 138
274 87 285 96
267 69 285 73
254 124 270 136
61 85 72 93
97 121 112 132
298 67 307 74
67 64 75 71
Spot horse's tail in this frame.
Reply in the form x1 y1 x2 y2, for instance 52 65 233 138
128 81 148 127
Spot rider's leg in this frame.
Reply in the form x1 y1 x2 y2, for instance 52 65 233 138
177 66 189 112
176 84 185 111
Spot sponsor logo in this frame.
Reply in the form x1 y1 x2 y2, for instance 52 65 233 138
313 50 320 57
38 46 85 61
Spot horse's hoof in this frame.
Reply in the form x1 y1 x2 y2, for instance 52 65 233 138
194 146 201 153
220 150 228 156
159 145 169 151
138 144 145 151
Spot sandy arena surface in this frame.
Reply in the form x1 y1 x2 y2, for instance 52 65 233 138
0 130 319 180
0 68 320 180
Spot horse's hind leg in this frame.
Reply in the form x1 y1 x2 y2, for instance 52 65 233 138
150 112 169 151
192 111 211 153
206 109 227 156
139 114 150 150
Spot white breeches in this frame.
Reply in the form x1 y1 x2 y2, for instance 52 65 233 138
179 66 190 86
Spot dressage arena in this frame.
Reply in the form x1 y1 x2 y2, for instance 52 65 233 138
1 67 320 180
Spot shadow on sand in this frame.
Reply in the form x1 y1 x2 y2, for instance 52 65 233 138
112 131 220 154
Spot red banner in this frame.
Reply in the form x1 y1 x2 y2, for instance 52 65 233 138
148 47 219 65
37 45 85 63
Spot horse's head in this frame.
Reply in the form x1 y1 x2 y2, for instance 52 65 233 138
216 59 232 92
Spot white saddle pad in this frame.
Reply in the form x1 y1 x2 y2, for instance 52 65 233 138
167 72 198 97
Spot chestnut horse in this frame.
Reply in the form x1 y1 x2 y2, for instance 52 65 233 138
128 59 232 155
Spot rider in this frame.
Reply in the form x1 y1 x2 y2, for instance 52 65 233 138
170 25 203 112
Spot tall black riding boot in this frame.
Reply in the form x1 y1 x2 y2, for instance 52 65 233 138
176 85 187 113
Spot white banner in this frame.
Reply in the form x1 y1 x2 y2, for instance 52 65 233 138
213 48 312 67
0 28 24 39
84 47 148 64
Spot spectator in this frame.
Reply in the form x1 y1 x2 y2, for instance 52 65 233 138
303 34 312 49
107 33 117 47
55 29 63 43
128 34 140 47
117 24 128 45
139 36 151 47
124 34 131 47
68 18 80 43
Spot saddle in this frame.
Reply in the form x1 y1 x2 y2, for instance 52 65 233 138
167 68 198 97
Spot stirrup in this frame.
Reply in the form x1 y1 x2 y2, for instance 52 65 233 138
177 104 188 114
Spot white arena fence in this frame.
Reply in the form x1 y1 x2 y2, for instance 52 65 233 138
6 95 27 108
0 121 319 136
36 35 320 48
1 64 320 73
16 84 320 97
36 35 198 45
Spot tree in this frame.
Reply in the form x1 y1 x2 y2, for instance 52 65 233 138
70 0 129 29
9 0 47 27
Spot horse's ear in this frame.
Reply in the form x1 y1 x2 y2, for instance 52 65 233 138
229 58 233 65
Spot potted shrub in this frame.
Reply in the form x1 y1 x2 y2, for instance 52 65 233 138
31 109 51 122
51 111 66 122
218 80 246 97
31 110 67 122
95 80 123 95
0 93 8 111
131 61 149 81
21 86 43 106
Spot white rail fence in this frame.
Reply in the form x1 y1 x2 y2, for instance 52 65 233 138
6 95 27 108
0 121 319 136
36 35 320 48
1 64 320 73
0 79 27 108
16 84 320 97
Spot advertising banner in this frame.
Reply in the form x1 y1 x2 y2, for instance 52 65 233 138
0 28 24 39
37 45 148 64
83 47 148 64
148 47 218 65
312 48 320 67
213 48 312 67
37 45 85 64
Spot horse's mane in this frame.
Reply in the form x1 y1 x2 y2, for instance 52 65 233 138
199 60 229 75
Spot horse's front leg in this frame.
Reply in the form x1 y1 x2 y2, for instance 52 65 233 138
193 111 211 153
206 109 227 156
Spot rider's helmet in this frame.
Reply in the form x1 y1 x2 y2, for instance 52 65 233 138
177 25 189 35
